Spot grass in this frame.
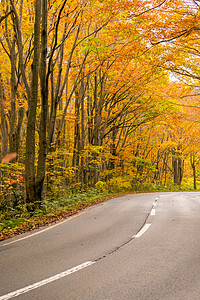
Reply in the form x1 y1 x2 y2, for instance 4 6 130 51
0 180 196 241
0 188 131 240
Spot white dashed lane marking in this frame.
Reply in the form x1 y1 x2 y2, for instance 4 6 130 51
133 196 158 238
150 208 156 216
0 262 95 300
0 196 159 299
133 223 152 238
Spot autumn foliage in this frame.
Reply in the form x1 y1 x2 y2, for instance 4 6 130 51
1 0 200 217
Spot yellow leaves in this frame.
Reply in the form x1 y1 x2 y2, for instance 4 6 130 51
0 0 199 196
95 180 107 191
159 141 177 152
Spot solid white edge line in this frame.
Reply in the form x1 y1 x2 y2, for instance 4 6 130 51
133 223 151 238
1 210 88 247
0 261 95 300
2 197 159 247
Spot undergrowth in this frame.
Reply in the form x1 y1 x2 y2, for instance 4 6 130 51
0 177 193 240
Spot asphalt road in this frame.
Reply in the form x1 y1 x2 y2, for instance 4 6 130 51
1 192 200 299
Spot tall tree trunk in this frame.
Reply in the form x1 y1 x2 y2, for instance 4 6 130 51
36 0 48 204
25 0 41 210
9 39 17 154
80 75 89 188
0 75 9 156
109 125 117 170
177 156 184 186
153 150 160 181
172 149 184 186
72 90 81 183
190 153 197 190
80 86 85 189
93 74 100 184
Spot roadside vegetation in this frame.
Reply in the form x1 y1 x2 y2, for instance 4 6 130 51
1 0 200 240
0 171 198 240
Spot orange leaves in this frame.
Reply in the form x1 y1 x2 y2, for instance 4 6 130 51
0 0 199 197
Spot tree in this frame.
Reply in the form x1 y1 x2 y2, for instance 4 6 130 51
2 0 200 211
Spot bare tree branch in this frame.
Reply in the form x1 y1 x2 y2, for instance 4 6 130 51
129 0 167 19
0 10 13 24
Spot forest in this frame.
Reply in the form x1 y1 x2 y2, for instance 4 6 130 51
1 0 200 238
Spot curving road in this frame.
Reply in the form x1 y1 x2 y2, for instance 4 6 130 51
1 192 200 299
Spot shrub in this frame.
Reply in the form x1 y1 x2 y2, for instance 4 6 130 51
106 176 132 193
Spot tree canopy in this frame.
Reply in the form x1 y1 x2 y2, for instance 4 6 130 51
1 0 200 215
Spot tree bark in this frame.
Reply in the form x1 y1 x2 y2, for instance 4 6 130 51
36 0 48 204
190 153 197 190
72 90 81 183
0 75 9 156
172 149 184 186
25 0 41 210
